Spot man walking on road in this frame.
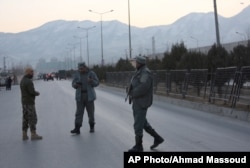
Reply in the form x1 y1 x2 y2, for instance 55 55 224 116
20 67 42 140
127 56 164 152
71 62 99 134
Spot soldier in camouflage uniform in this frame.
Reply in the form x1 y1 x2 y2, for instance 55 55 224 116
20 67 42 140
127 56 164 152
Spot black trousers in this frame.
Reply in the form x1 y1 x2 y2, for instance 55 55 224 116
75 93 95 127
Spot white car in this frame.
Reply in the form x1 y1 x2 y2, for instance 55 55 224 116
0 77 6 86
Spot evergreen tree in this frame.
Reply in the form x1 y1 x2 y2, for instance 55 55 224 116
171 42 188 63
178 51 207 70
231 44 248 68
115 58 134 71
147 57 162 70
161 52 175 70
207 44 229 72
161 42 188 70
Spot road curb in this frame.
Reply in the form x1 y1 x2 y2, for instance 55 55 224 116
101 84 250 123
154 94 250 122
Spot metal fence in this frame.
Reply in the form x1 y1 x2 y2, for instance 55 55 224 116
106 66 250 110
209 66 237 104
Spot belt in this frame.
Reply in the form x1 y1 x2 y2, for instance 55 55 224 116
81 90 87 93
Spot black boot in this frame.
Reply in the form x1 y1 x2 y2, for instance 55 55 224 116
70 124 80 134
145 128 164 149
128 136 143 152
89 124 95 133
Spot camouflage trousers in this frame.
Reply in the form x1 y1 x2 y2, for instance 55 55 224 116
22 104 37 132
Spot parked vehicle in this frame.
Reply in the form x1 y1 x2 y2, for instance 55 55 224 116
58 70 67 80
0 72 8 87
45 73 54 81
0 77 6 87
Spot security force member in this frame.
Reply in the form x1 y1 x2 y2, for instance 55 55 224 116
71 62 99 134
127 56 164 152
20 67 42 140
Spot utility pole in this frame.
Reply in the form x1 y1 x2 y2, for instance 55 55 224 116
214 0 221 46
128 0 132 59
89 10 114 66
3 56 6 72
78 26 96 66
152 36 156 58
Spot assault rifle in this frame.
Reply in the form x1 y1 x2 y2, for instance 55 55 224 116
125 84 132 104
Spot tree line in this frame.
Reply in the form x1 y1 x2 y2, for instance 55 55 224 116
5 41 250 83
92 42 250 81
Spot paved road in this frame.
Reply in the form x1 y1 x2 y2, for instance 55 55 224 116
0 80 250 168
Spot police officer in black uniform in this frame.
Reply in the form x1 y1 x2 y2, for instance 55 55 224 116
127 56 164 152
71 62 99 134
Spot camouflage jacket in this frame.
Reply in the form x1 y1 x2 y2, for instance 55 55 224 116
20 75 39 105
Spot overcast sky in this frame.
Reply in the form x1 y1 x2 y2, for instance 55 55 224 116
0 0 249 33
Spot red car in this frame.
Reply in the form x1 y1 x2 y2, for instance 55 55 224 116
45 73 54 81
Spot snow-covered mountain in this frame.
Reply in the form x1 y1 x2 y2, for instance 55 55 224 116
0 5 250 67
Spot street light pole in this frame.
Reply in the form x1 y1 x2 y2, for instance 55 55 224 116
89 9 114 66
3 56 7 72
78 26 96 67
73 36 84 62
213 0 221 46
236 31 248 45
128 0 132 59
190 36 198 48
68 43 79 69
66 48 73 69
236 31 246 41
